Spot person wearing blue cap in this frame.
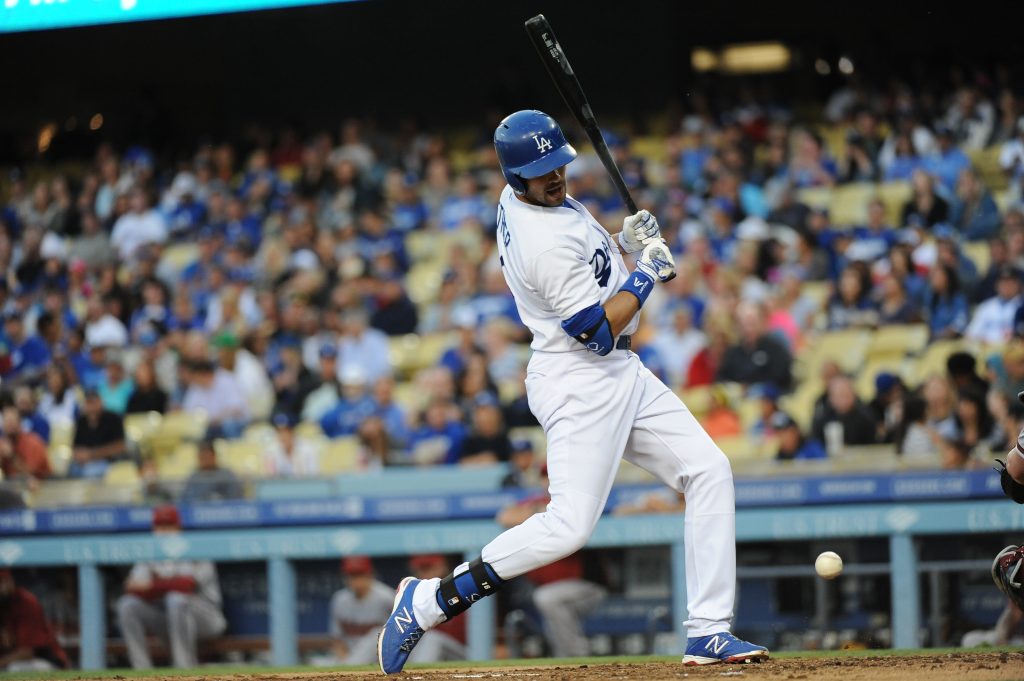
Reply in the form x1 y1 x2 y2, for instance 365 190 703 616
772 412 826 461
300 343 342 422
748 383 782 438
500 439 540 489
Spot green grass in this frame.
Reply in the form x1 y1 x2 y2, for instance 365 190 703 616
3 647 1022 680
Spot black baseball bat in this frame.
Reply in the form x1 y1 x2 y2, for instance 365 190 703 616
524 13 637 215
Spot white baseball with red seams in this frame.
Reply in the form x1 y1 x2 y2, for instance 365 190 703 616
408 186 742 641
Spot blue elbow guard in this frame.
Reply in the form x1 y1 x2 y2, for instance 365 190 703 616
562 303 614 356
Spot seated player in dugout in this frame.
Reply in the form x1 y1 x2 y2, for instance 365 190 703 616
0 568 69 672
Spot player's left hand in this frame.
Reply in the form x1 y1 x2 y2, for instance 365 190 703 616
636 238 676 283
618 209 661 253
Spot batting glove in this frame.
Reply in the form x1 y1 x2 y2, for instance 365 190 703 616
635 238 676 283
618 209 661 253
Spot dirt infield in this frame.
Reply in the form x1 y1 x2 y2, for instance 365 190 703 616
86 652 1022 681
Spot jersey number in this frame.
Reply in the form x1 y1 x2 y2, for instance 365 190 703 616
590 245 611 287
498 207 511 248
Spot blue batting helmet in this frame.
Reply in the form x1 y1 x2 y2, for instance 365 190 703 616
494 110 577 194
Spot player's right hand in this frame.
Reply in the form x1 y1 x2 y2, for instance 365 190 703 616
619 209 661 253
635 238 676 283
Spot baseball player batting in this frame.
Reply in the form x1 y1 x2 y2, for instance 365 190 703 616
377 110 767 673
992 392 1024 612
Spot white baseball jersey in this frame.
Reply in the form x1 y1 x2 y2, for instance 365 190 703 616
329 580 395 645
127 560 222 606
496 186 639 353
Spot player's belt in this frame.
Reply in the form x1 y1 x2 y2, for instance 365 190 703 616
616 335 631 351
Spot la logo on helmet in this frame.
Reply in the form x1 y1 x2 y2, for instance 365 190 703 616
532 135 553 152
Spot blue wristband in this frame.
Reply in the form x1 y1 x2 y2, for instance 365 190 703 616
619 270 655 306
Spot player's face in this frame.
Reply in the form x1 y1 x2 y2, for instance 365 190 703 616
522 166 567 207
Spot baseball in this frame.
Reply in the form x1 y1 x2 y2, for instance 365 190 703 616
815 551 843 579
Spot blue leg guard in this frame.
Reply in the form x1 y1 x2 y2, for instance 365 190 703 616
435 557 503 619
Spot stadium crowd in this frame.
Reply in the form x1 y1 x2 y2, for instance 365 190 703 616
2 74 1024 496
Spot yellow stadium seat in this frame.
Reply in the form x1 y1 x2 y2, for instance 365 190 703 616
157 442 199 481
830 182 877 227
877 181 912 226
909 339 968 385
779 380 823 433
125 412 163 457
90 479 140 506
414 332 456 370
968 147 1008 191
866 324 930 360
715 435 762 462
995 189 1015 214
801 281 832 310
243 421 276 444
30 480 91 509
631 136 669 164
795 186 833 212
406 260 447 305
816 126 848 160
803 329 872 380
678 386 714 417
406 231 440 263
320 437 360 474
855 357 912 401
295 421 324 441
50 420 74 449
155 411 208 441
963 241 991 273
392 381 425 415
160 243 199 273
47 444 72 477
216 439 264 478
103 460 141 486
737 398 762 431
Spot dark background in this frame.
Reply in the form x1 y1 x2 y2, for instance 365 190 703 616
2 0 1024 161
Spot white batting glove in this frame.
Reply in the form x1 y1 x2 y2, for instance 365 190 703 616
618 209 661 253
635 238 676 283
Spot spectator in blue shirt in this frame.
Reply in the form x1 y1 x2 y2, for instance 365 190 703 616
827 266 879 330
438 174 489 231
949 168 1001 241
925 263 970 339
922 125 971 194
11 385 50 444
408 400 466 465
882 133 922 182
850 199 898 262
319 368 377 439
1 312 50 384
371 376 409 448
772 412 826 460
389 173 429 233
223 196 263 250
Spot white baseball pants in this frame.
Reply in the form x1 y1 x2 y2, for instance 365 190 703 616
412 349 737 637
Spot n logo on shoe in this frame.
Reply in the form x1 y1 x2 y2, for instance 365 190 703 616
394 607 413 634
706 635 728 655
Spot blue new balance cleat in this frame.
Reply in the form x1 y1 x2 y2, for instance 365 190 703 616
682 632 769 665
378 577 425 674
